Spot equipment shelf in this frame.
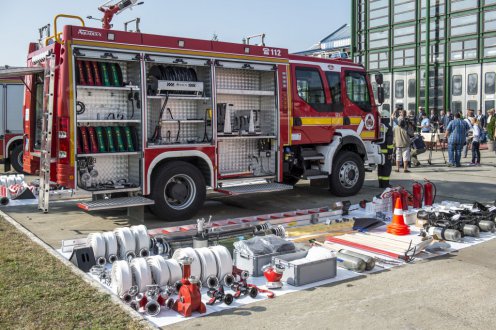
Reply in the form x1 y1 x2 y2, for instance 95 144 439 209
77 151 140 157
77 120 141 124
217 135 276 140
147 95 211 100
216 89 274 96
77 85 140 91
161 119 205 124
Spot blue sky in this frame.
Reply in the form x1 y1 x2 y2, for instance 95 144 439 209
0 0 350 66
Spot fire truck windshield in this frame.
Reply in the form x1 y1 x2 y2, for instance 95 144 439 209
345 71 372 112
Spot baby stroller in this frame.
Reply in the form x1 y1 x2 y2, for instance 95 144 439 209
410 134 426 167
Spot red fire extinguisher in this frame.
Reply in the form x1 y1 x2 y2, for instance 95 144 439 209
391 190 401 211
412 181 423 208
399 187 409 211
423 179 436 206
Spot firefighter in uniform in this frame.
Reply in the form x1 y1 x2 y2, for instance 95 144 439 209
378 110 394 188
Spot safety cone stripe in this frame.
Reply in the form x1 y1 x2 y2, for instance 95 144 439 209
393 209 403 216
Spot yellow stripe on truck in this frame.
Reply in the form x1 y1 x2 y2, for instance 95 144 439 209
349 117 362 125
300 117 344 126
360 131 376 139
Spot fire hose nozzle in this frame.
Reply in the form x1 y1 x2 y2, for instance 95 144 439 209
108 254 117 263
223 274 235 287
207 275 219 289
139 248 150 258
96 256 106 266
120 292 133 304
145 300 161 316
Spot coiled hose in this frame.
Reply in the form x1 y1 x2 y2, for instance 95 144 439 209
111 260 133 297
101 231 118 263
87 233 106 265
130 225 150 257
114 227 136 261
146 255 171 287
130 257 153 293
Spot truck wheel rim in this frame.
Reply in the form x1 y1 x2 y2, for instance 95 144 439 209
339 161 359 188
164 174 196 210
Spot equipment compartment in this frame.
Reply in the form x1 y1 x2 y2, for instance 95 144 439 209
215 63 278 179
145 56 213 146
73 49 143 192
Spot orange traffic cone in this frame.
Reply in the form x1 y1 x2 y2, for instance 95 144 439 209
387 197 410 235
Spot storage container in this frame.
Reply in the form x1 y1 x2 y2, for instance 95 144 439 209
271 250 337 286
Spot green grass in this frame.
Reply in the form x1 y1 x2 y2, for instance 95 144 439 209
0 217 149 329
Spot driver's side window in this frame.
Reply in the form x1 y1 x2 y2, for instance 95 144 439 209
296 67 325 105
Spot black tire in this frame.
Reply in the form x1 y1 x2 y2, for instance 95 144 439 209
249 287 258 298
150 161 206 221
282 176 299 186
329 151 365 197
10 144 24 173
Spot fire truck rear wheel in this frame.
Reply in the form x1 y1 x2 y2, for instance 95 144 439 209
11 144 24 174
328 151 364 197
150 161 206 221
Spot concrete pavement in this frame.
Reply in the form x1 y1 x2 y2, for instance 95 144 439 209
1 148 496 329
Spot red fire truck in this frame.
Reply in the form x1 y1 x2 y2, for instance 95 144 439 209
0 74 24 173
4 12 385 220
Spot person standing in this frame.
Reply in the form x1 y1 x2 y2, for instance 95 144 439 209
439 110 447 133
487 109 496 152
393 118 411 173
470 118 481 166
477 110 487 129
463 113 473 158
419 112 431 133
378 110 394 188
446 113 470 167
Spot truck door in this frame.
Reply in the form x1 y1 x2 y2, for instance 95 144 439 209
291 65 342 144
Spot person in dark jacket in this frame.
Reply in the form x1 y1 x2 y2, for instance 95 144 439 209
378 110 394 188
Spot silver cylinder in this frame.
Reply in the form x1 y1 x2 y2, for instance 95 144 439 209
428 227 462 242
139 248 150 258
463 224 480 237
336 252 366 273
339 249 375 271
478 221 495 233
192 236 209 249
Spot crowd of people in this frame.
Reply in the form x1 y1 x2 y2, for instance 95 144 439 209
389 105 496 169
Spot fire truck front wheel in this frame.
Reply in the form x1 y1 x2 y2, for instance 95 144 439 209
150 161 206 221
11 144 24 174
329 151 364 197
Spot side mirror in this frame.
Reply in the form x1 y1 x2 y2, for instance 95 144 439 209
377 85 385 105
375 73 383 85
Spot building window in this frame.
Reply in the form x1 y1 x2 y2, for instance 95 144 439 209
451 0 478 12
369 30 389 49
420 43 446 64
295 67 325 105
395 80 405 99
485 0 496 6
452 101 462 113
486 73 496 95
450 14 478 36
394 25 416 45
421 0 445 18
369 51 389 69
369 0 389 28
467 73 478 95
450 39 477 61
484 37 496 57
393 48 415 67
408 79 416 98
394 0 416 23
467 100 478 111
420 19 445 42
485 101 495 113
384 81 391 99
485 10 496 32
452 75 463 96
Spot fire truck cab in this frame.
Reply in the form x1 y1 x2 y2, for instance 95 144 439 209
14 16 384 221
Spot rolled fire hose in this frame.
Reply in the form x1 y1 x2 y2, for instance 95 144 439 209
130 257 153 293
102 231 118 263
146 255 171 287
172 247 202 280
164 258 182 284
114 227 137 260
339 249 376 271
195 247 218 284
130 225 150 257
111 260 133 296
209 245 233 282
87 232 106 265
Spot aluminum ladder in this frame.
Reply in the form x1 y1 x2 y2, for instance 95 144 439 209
38 55 56 213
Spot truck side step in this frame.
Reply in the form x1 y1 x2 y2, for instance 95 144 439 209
217 182 293 195
301 148 325 161
302 169 328 180
77 196 154 211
